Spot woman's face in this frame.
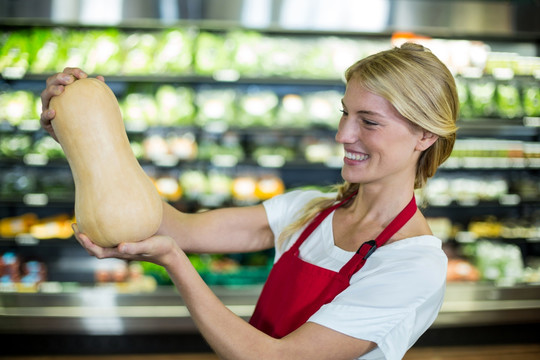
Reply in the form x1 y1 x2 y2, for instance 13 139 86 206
336 80 432 188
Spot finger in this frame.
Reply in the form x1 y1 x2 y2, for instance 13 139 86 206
72 224 111 259
39 109 57 138
63 67 88 80
118 240 150 256
45 72 74 88
41 84 65 111
96 75 105 82
39 108 55 124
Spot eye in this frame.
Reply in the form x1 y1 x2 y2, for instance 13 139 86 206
340 109 348 116
362 118 378 126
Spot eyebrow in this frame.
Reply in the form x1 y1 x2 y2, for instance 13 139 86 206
341 100 384 118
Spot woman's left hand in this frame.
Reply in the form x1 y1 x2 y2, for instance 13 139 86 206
72 224 180 268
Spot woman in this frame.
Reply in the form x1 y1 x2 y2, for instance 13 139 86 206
40 42 458 360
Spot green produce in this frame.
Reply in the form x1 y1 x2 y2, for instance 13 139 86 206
121 90 159 129
301 38 336 78
305 91 342 128
84 29 122 75
140 261 172 285
61 29 104 71
522 83 540 117
198 134 245 165
468 79 497 118
207 171 233 198
187 254 210 273
0 90 36 126
0 30 30 78
195 88 236 128
31 135 65 159
122 32 158 75
179 170 208 200
29 28 63 74
129 140 145 159
153 28 193 74
252 146 295 165
276 94 308 127
496 82 523 119
463 240 524 285
236 90 279 127
455 77 473 119
227 30 263 76
258 36 299 76
194 32 230 75
0 134 32 158
156 85 196 126
216 132 245 162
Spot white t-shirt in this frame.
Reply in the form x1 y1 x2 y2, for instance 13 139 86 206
262 190 448 360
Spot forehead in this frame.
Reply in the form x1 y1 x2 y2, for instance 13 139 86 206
342 81 398 117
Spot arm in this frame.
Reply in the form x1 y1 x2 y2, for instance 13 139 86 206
74 230 375 360
158 201 275 254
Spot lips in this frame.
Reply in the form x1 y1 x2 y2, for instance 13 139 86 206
344 151 369 161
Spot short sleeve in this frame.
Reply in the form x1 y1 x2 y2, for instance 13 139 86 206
308 238 448 360
262 189 334 258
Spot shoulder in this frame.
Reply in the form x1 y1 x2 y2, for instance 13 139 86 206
354 235 448 297
262 188 335 215
262 189 335 248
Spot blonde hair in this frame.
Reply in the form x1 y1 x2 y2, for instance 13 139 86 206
277 43 459 249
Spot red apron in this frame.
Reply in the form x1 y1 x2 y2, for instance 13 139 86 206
249 194 417 338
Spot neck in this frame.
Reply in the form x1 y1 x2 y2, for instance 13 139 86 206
349 183 415 226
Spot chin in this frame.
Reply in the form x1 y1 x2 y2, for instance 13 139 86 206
340 168 366 184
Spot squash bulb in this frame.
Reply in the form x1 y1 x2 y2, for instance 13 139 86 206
50 78 163 247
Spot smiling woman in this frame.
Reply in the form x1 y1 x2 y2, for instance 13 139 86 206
278 42 459 249
40 42 459 360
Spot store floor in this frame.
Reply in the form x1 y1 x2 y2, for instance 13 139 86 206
5 344 540 360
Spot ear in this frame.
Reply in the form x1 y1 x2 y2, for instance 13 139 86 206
416 130 438 151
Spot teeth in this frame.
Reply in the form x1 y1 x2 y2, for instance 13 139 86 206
345 151 369 161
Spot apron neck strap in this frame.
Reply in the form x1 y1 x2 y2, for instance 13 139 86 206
373 195 417 248
340 194 417 277
290 191 356 253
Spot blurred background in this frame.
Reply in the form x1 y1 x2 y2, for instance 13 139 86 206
0 0 539 358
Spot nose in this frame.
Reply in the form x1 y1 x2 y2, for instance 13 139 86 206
335 116 358 145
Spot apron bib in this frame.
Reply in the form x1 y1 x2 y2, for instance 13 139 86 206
249 194 417 338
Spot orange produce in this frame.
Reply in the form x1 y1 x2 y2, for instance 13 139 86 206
50 78 162 247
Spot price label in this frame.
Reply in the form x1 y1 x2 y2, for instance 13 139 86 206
499 194 521 206
23 153 49 166
15 233 39 246
257 154 285 168
211 154 238 167
523 117 540 127
23 193 49 206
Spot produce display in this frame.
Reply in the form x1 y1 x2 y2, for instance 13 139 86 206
50 78 163 247
1 26 539 291
0 27 379 79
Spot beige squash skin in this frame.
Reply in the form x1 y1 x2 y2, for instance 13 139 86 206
50 78 163 247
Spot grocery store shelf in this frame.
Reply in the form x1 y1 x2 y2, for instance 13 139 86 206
1 282 539 335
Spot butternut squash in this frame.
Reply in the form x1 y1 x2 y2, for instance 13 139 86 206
50 78 162 247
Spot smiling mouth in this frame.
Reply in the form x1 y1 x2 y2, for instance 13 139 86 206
344 151 369 161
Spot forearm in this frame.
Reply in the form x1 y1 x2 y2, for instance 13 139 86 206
166 250 279 360
157 201 274 254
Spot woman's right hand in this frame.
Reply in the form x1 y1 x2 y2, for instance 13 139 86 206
40 67 104 141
